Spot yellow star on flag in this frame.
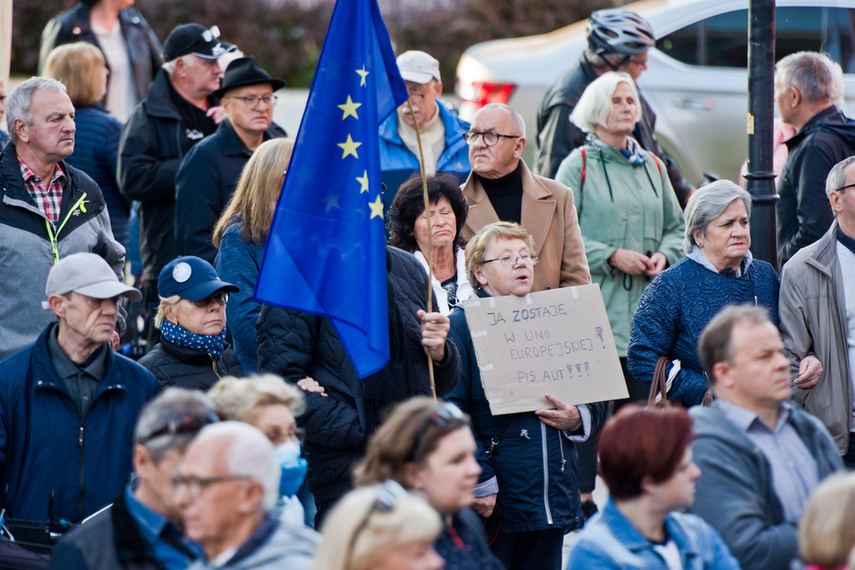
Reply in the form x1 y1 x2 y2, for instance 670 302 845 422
369 195 384 219
355 65 369 86
338 134 361 159
356 170 369 193
338 95 361 120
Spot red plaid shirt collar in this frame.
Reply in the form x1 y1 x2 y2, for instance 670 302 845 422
18 158 65 224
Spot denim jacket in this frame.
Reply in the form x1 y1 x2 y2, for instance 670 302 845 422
567 498 740 569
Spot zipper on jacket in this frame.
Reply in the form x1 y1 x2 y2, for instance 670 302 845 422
44 193 88 263
559 433 566 472
540 422 553 525
78 422 85 522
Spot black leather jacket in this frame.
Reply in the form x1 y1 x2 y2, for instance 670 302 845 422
39 4 163 104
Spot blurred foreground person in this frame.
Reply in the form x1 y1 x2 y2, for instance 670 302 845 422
139 256 242 390
798 473 855 570
448 222 605 570
567 405 738 569
688 305 842 569
176 421 318 569
209 374 310 526
312 481 444 570
355 397 504 569
0 252 158 523
51 388 219 569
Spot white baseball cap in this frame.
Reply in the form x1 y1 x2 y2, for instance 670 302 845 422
396 51 441 84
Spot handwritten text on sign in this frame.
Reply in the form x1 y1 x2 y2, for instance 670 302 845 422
463 285 627 415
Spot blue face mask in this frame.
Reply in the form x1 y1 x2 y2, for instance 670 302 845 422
274 441 307 498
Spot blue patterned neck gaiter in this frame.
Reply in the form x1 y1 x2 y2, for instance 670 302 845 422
160 319 226 360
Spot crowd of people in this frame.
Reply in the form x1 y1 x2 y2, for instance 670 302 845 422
1 1 855 568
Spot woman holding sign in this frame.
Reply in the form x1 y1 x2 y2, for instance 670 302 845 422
446 221 606 570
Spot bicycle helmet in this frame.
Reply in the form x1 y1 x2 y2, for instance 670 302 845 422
586 8 655 56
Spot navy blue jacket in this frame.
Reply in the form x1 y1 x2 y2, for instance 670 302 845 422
379 103 470 212
175 119 286 263
627 256 779 406
214 220 264 373
66 105 130 247
0 324 160 523
447 295 605 534
434 509 504 570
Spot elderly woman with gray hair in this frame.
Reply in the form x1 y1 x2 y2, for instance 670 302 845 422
627 180 780 406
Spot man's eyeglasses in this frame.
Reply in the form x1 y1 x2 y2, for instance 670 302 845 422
483 252 536 267
834 182 855 193
172 474 253 498
201 25 221 43
226 95 278 110
192 291 229 308
141 411 220 444
462 131 520 146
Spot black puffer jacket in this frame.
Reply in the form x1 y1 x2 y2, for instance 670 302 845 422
257 247 460 504
137 337 243 391
535 54 693 208
39 4 162 105
117 70 213 280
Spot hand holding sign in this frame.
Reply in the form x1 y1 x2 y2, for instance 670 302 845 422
535 393 581 431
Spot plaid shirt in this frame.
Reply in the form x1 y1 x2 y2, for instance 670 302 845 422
18 158 65 224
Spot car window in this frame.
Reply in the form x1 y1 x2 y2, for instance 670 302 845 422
656 7 855 70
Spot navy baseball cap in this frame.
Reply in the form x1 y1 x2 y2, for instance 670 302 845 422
162 24 236 62
158 256 238 301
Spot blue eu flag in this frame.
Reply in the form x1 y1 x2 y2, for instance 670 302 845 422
255 0 408 377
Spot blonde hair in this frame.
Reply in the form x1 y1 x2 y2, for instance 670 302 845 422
212 138 295 247
43 42 106 107
208 374 305 421
312 484 442 570
154 295 181 329
799 472 855 567
464 221 536 291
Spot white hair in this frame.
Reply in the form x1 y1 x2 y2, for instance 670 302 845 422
6 77 68 145
194 421 279 513
683 180 752 254
570 71 642 134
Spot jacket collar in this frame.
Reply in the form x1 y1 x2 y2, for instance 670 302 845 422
804 219 841 277
160 336 220 365
144 70 185 121
212 119 287 157
462 159 555 257
0 143 88 219
599 497 700 560
786 105 846 150
30 323 127 397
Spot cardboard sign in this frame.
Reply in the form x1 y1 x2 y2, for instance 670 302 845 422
462 285 628 415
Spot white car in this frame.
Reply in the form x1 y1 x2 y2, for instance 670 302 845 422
455 0 855 184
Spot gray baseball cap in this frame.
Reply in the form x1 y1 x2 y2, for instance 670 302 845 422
46 253 141 301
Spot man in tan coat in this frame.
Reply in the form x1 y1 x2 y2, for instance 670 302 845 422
460 103 590 290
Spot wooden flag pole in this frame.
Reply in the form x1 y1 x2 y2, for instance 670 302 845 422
406 98 437 400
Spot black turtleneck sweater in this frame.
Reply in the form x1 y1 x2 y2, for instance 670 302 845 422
477 160 524 224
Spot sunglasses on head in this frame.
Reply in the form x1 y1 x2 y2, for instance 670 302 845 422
141 411 221 444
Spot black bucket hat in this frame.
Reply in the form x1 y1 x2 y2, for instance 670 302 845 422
213 56 287 98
